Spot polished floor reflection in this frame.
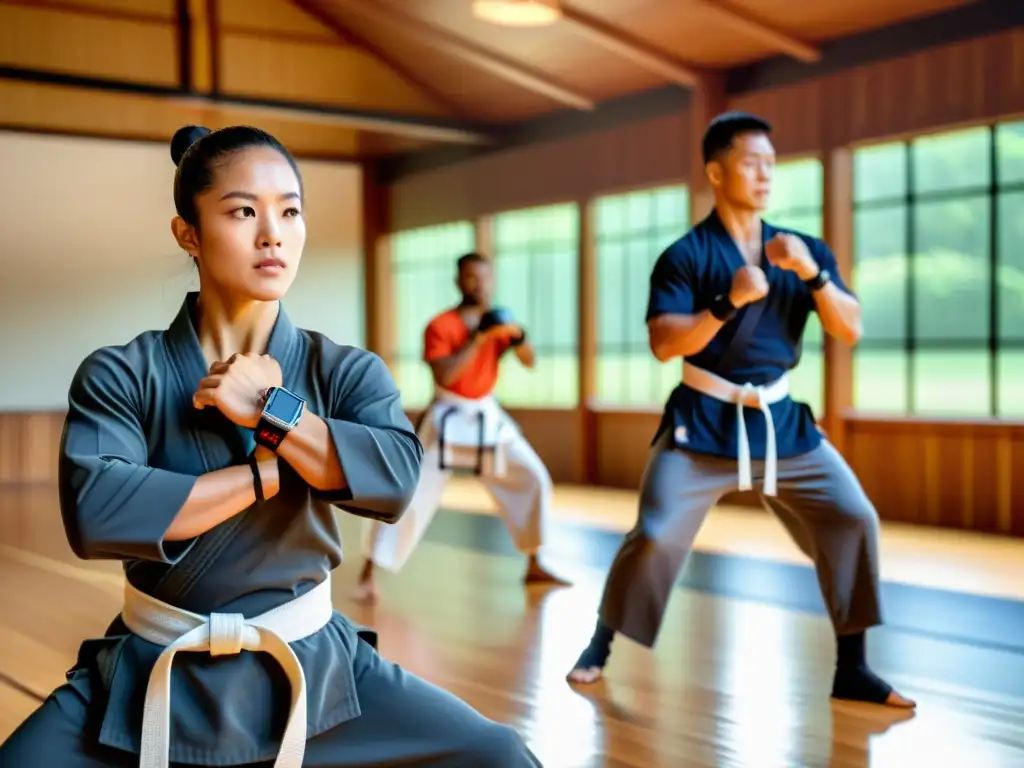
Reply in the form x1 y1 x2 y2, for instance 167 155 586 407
1 483 1023 767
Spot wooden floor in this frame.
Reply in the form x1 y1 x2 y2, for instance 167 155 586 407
2 480 1024 767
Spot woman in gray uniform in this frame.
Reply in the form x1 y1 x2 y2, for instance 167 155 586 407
0 125 542 768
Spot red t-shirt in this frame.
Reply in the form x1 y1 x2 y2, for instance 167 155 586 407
423 309 510 399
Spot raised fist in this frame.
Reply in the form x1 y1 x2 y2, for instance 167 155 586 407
765 233 816 278
477 307 522 341
728 265 769 308
193 353 283 429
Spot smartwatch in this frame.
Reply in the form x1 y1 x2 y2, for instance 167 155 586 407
254 386 306 451
710 294 737 322
805 269 831 292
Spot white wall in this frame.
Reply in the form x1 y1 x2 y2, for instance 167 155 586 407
0 132 364 411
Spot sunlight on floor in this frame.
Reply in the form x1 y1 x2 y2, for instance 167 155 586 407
440 478 1024 602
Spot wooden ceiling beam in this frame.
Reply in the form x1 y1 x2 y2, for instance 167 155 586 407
701 0 820 63
558 3 703 88
168 92 490 144
323 0 595 111
0 65 493 145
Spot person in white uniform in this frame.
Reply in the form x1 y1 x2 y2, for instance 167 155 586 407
352 253 570 604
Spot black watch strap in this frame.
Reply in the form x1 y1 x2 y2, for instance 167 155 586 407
710 294 737 322
248 452 264 502
510 329 527 347
805 269 831 292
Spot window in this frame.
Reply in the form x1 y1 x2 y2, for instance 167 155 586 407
492 203 579 408
765 158 825 416
390 222 475 409
851 121 1024 417
594 185 690 407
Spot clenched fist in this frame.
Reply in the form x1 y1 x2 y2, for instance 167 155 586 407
193 352 283 429
765 233 818 279
728 265 769 308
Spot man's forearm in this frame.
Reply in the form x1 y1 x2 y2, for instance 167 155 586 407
812 284 863 345
512 339 535 368
430 336 484 387
648 311 727 362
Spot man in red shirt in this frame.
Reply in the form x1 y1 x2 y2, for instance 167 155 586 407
352 253 569 604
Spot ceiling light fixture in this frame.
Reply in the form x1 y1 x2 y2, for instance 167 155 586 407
472 0 562 28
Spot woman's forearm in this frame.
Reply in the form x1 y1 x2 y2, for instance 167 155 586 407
164 460 280 541
275 410 346 492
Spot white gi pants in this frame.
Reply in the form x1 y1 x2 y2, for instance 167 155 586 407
361 392 551 572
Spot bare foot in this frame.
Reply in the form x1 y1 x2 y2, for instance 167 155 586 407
882 689 917 709
523 557 572 586
566 666 603 685
566 641 610 686
350 578 379 606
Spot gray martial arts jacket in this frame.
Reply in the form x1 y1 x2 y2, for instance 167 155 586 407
59 292 422 765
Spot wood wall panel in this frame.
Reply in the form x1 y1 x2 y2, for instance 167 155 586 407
0 4 178 86
593 409 661 489
390 29 1024 229
0 413 64 485
390 110 692 230
734 30 1024 154
844 417 1024 536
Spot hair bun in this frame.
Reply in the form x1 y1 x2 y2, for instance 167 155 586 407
170 125 211 166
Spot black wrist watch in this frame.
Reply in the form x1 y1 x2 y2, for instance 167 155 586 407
510 329 527 347
804 269 831 292
254 386 306 451
710 293 737 322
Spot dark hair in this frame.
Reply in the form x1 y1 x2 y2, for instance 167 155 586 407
701 111 772 165
170 125 303 227
457 252 490 274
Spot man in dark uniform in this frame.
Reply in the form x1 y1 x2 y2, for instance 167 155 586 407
566 112 915 709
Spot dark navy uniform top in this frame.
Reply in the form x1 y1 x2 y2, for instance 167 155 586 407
647 209 854 461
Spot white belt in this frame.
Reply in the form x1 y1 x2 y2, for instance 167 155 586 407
121 576 334 768
430 388 513 476
682 361 789 496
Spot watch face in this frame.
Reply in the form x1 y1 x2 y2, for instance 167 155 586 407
264 387 304 426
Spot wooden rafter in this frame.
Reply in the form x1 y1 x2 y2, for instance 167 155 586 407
702 0 820 63
558 2 704 88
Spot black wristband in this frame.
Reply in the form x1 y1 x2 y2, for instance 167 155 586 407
510 329 527 347
248 452 265 502
710 294 737 322
805 268 831 292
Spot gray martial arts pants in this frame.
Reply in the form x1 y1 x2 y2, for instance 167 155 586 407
0 636 542 767
599 431 883 648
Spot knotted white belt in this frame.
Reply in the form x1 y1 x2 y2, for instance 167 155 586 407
682 361 789 496
121 576 334 768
